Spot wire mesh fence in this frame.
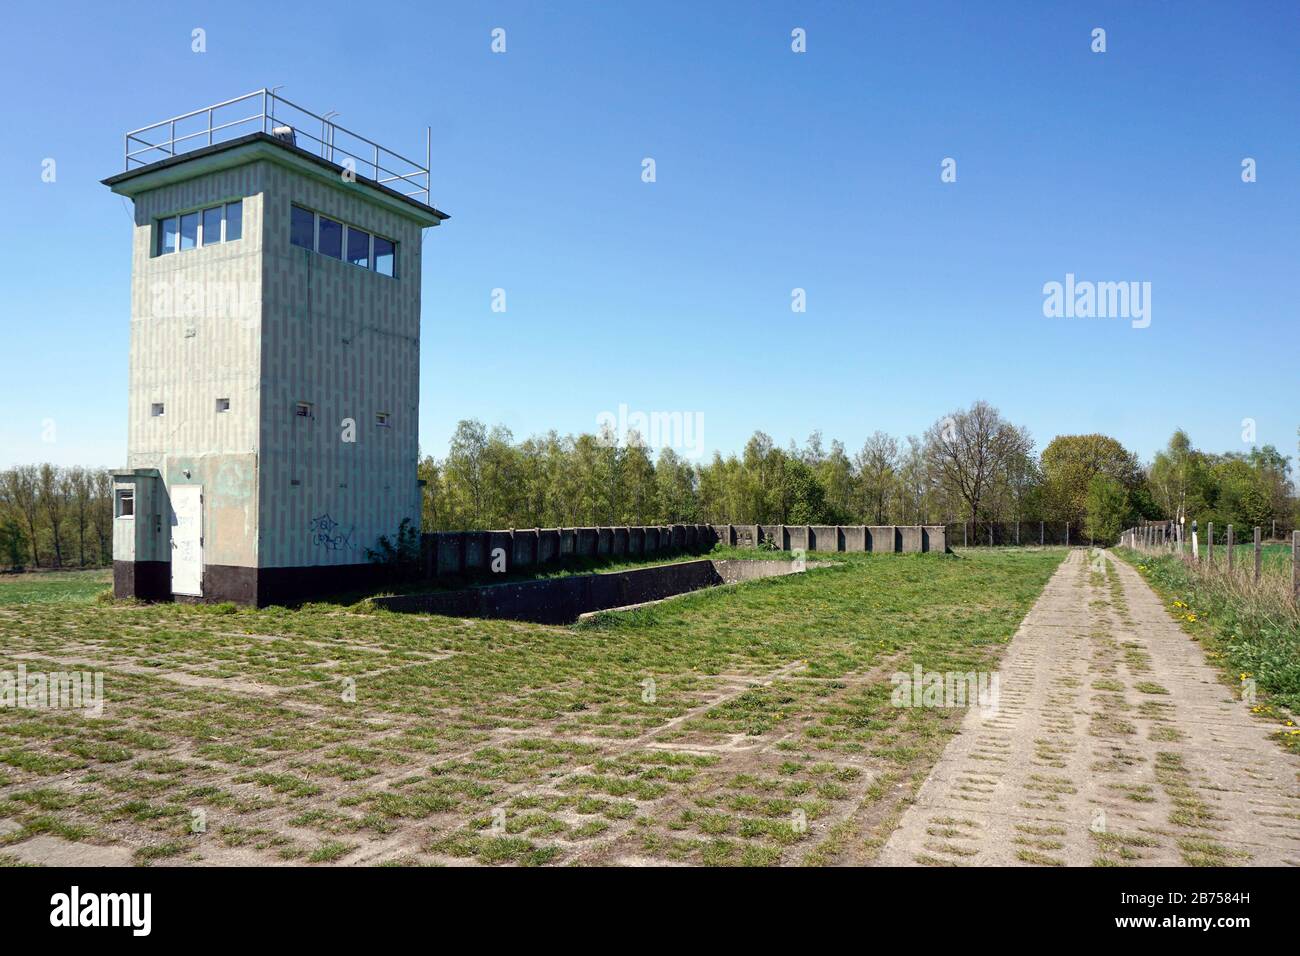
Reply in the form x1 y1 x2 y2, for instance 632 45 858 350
944 521 1074 547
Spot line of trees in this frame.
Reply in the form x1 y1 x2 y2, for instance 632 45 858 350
1145 429 1296 532
421 402 1299 544
5 403 1294 567
0 465 115 570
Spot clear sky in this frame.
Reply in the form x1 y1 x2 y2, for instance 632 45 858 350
2 1 1297 470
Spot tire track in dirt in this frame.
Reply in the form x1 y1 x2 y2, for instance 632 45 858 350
878 549 1300 866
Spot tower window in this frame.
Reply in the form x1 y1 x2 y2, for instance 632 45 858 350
287 204 397 277
115 489 135 518
374 236 395 277
225 201 243 241
318 216 343 259
202 206 223 245
216 398 231 413
179 211 199 250
290 204 315 249
150 402 165 417
295 401 314 418
157 200 244 255
376 411 391 427
159 217 179 255
347 227 371 267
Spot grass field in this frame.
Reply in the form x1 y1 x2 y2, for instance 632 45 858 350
0 569 111 606
1197 541 1292 574
0 548 1064 866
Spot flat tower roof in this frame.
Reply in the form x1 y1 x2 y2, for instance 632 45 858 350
104 89 448 224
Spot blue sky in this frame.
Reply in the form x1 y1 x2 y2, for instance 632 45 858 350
2 1 1297 470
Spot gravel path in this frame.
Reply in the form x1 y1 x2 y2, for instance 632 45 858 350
879 548 1300 866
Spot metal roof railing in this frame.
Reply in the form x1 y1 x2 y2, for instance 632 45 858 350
123 89 432 207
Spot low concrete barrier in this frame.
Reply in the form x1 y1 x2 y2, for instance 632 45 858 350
419 520 947 581
376 557 820 624
464 531 488 572
421 523 719 579
900 526 923 553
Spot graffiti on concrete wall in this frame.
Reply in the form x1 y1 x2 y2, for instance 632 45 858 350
310 513 354 552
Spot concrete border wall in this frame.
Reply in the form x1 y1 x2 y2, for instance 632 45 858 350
420 521 947 580
422 524 719 579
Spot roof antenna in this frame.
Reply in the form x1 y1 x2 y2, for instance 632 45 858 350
322 110 341 162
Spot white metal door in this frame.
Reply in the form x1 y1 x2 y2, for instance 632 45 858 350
171 485 203 596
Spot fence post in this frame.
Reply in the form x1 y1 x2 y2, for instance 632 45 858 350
963 522 967 547
1227 525 1234 572
1191 520 1199 563
1016 520 1020 546
1293 530 1299 603
1065 522 1070 547
1254 527 1262 583
1207 522 1214 567
1040 521 1044 546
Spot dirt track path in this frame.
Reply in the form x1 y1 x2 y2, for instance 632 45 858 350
879 548 1300 866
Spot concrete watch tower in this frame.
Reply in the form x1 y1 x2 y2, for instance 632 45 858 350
103 91 448 605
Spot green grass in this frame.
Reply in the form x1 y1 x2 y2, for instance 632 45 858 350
0 569 111 605
1197 542 1291 574
306 840 356 863
0 547 1065 865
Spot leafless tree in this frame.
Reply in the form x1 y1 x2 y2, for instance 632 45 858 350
91 469 114 564
38 463 71 568
924 401 1033 536
855 431 898 524
66 466 95 567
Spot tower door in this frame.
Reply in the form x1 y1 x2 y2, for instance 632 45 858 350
171 485 204 597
